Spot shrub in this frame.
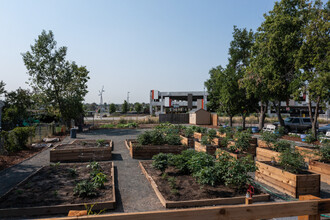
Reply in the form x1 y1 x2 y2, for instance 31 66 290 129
319 143 330 163
234 131 252 152
96 139 106 147
261 131 279 146
207 129 217 139
152 153 172 173
184 127 194 138
168 149 197 174
1 127 35 152
304 135 316 144
165 134 181 145
220 137 229 147
272 140 291 152
193 166 218 186
276 126 286 137
187 152 214 174
278 149 305 174
218 126 226 134
150 129 166 145
74 180 98 198
137 131 153 145
92 172 108 189
201 136 211 146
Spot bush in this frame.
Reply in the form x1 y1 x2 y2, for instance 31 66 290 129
92 172 107 189
150 129 166 145
234 131 252 152
168 149 197 174
152 153 172 173
184 127 194 138
320 143 330 163
278 149 305 174
261 131 279 146
201 136 211 146
137 131 153 145
272 140 291 152
276 126 286 137
1 127 35 153
165 134 181 145
208 129 217 139
187 152 214 174
193 166 218 186
304 135 316 144
74 180 98 198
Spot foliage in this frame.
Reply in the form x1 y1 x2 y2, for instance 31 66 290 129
96 139 106 147
0 127 35 152
165 134 181 145
207 129 217 140
184 127 194 138
272 140 291 153
74 180 98 198
187 152 214 174
122 100 129 113
152 153 172 173
167 176 179 195
109 103 116 114
137 130 153 145
278 149 305 174
167 149 197 174
67 168 78 178
22 30 89 126
261 131 279 146
304 134 317 144
92 172 108 189
87 162 102 177
193 166 218 187
191 126 207 134
201 136 211 146
319 143 330 163
134 102 143 113
276 126 286 137
234 131 252 152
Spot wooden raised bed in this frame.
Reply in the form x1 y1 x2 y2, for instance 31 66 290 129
257 139 274 148
227 140 257 157
294 146 320 163
255 161 320 198
193 132 204 141
216 132 227 138
180 135 194 148
309 161 330 185
194 141 217 156
215 149 245 160
125 139 190 159
139 162 270 208
256 147 281 162
0 162 116 218
50 140 113 162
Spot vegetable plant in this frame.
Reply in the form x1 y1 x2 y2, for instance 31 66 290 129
319 143 330 163
272 140 291 152
74 180 98 198
92 172 108 189
152 153 172 173
261 131 279 146
278 149 305 174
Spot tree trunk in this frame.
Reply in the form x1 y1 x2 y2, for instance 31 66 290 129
308 96 320 140
229 115 233 127
258 102 268 130
242 115 246 130
274 101 284 127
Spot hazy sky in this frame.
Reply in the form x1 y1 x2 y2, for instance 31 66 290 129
0 0 276 104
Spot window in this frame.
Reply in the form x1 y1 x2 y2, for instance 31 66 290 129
303 118 311 123
292 118 300 123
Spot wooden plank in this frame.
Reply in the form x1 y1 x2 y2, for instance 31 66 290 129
39 199 330 220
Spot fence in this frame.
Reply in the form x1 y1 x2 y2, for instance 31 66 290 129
29 123 66 143
159 113 189 124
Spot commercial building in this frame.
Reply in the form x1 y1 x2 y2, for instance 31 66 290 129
149 90 208 115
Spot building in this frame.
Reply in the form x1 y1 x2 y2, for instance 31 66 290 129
149 90 208 115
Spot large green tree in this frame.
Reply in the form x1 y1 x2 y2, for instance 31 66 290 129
109 103 116 114
134 102 142 114
22 30 90 126
122 100 129 114
295 0 330 138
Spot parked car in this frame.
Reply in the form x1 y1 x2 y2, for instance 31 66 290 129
273 117 317 133
318 124 330 134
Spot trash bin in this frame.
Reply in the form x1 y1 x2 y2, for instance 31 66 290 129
70 128 77 138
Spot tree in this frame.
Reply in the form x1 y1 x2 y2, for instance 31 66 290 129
0 81 5 96
109 103 116 114
2 88 33 130
294 0 330 138
134 102 142 114
122 100 129 113
22 30 90 126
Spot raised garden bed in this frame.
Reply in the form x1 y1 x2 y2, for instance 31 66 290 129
193 132 205 141
216 148 245 160
140 161 270 208
50 140 113 162
257 139 274 148
294 145 320 163
194 141 217 155
180 135 194 148
226 140 257 157
309 161 330 185
255 161 320 198
125 139 190 159
256 147 281 162
0 162 115 218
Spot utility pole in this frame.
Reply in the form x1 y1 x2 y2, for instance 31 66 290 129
127 92 130 105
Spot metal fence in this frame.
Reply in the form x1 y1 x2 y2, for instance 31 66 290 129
159 113 189 124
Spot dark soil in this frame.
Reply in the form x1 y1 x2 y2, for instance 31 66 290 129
142 161 261 201
0 162 113 209
56 140 111 149
0 147 44 171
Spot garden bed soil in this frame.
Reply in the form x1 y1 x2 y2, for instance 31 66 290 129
0 146 45 171
0 162 115 217
50 140 113 162
140 161 269 208
255 161 320 198
309 161 330 185
126 139 190 159
256 147 281 162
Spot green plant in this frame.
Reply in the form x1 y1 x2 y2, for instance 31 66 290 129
84 203 106 215
53 190 58 197
51 162 61 169
152 153 172 173
165 134 181 145
272 140 291 152
1 127 35 152
319 143 330 163
304 134 316 144
193 166 218 186
96 139 106 147
207 129 217 139
74 180 98 198
234 131 252 152
289 133 300 138
87 162 102 177
187 152 214 174
67 168 78 178
261 131 279 146
167 176 179 195
137 130 153 145
150 129 166 145
92 172 108 189
184 127 194 138
168 149 197 174
201 136 211 146
220 137 229 147
278 149 305 174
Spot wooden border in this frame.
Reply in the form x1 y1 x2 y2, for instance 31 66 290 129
309 160 330 185
139 162 270 208
255 161 320 198
257 139 274 148
180 135 194 148
256 147 281 162
194 141 217 155
295 145 320 163
50 140 113 162
0 162 116 217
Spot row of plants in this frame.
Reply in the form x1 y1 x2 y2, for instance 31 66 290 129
152 149 256 192
99 122 138 129
137 128 182 146
0 126 35 153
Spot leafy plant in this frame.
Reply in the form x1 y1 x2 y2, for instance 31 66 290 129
319 143 330 163
184 127 194 138
152 153 172 173
74 180 98 198
234 131 252 152
193 166 218 186
272 140 291 152
187 152 214 174
304 134 316 144
137 130 153 145
87 162 102 177
278 149 305 174
276 126 286 137
67 168 78 178
165 134 181 145
1 127 35 152
208 129 217 139
92 172 108 189
167 176 179 195
261 131 279 146
201 136 211 146
84 203 106 215
220 137 229 147
168 149 197 174
96 139 106 147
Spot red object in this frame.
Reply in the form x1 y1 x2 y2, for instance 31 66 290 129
247 185 255 198
169 98 172 107
202 99 204 109
152 90 154 100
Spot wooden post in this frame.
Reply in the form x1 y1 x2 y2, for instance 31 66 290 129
298 195 320 220
245 197 253 205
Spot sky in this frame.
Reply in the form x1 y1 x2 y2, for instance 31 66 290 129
0 0 277 104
